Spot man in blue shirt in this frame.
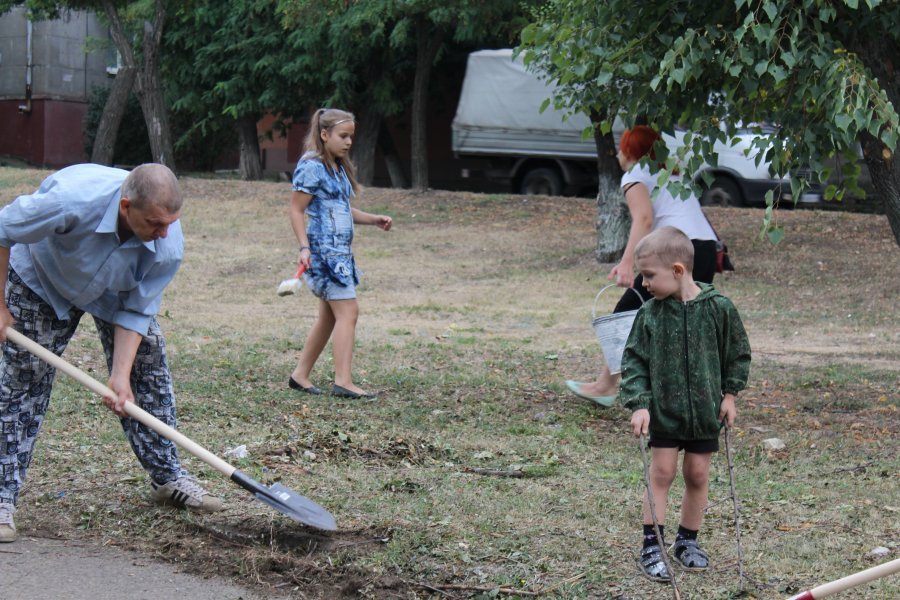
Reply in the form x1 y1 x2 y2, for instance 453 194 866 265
0 163 222 544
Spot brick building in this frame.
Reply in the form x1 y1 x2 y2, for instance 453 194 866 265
0 7 112 167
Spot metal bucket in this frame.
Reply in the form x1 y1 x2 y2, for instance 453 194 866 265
591 285 645 374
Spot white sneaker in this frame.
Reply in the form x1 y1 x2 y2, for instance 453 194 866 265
150 477 223 513
0 503 16 543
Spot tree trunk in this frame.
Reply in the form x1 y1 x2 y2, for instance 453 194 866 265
595 175 631 263
135 1 174 169
102 0 175 170
410 17 444 191
351 61 386 186
590 109 622 181
135 69 175 169
237 115 262 180
850 33 900 246
91 65 136 165
860 131 900 244
379 123 408 189
352 105 382 186
590 111 628 262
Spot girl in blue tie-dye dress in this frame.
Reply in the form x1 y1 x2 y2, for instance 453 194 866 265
287 108 393 399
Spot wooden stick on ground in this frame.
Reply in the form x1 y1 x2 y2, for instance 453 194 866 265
462 467 525 478
640 434 682 600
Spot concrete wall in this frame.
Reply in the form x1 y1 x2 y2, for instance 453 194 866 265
0 6 110 166
0 6 110 100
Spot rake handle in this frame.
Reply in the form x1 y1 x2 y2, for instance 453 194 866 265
723 423 746 589
787 557 900 599
4 327 235 478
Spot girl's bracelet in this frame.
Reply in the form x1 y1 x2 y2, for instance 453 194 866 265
299 246 310 252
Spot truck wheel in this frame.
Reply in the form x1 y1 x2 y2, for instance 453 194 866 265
519 167 563 196
700 176 743 207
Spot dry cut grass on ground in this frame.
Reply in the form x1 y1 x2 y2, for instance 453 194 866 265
1 167 898 599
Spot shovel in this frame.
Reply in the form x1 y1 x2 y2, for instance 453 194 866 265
5 327 337 531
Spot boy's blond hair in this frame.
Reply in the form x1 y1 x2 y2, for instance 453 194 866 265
634 226 695 272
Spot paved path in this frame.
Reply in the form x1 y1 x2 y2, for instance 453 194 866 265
1 536 276 600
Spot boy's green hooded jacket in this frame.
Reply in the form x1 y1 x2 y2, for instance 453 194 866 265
619 283 751 440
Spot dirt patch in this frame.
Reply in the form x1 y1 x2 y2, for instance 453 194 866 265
149 178 900 376
168 520 395 597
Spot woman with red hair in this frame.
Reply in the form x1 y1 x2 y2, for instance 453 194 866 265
566 125 719 404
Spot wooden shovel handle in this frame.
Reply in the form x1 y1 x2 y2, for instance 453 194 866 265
4 327 235 478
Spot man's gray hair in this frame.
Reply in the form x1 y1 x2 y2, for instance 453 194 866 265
121 164 182 212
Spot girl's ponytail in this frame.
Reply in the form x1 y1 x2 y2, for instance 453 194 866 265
303 108 326 156
302 107 360 194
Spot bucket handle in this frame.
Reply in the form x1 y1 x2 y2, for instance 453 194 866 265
592 284 646 320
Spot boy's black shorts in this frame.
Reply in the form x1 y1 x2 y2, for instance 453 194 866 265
649 437 719 453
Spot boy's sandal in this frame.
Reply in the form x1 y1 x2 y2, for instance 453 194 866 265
638 544 672 582
671 538 710 571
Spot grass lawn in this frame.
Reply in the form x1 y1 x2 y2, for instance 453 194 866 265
2 166 898 599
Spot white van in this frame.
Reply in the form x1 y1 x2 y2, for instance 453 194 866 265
452 49 818 206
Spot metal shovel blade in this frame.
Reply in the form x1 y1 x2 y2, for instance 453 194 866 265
231 470 337 531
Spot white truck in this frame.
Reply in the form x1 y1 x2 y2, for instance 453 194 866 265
451 49 817 206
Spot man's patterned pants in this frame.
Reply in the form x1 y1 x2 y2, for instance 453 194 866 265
0 270 187 506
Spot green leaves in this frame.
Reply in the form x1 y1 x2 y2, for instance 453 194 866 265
517 0 900 245
781 50 798 69
752 23 774 44
767 226 785 245
754 60 769 77
882 128 898 151
834 113 853 132
596 70 613 86
769 64 788 84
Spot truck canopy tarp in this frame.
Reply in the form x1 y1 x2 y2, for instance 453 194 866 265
452 49 590 133
452 49 598 158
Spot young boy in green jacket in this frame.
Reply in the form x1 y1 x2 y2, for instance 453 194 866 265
618 226 751 582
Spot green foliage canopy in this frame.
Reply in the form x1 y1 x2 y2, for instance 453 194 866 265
275 0 533 116
520 0 900 242
164 0 311 146
276 0 409 116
